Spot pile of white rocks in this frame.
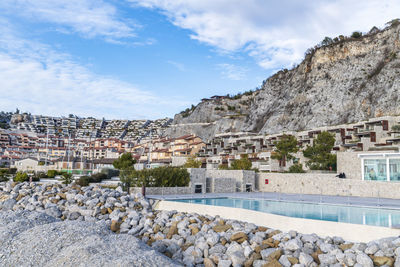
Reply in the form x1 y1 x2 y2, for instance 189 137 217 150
1 181 400 267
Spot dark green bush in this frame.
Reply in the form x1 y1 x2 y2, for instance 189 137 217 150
121 166 190 187
36 172 48 179
101 168 120 179
47 170 59 178
90 173 107 183
288 164 306 173
0 174 8 182
14 172 29 183
76 176 91 186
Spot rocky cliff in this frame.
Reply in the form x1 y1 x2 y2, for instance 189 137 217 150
168 23 400 140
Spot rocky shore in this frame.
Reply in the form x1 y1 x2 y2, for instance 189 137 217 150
1 181 400 267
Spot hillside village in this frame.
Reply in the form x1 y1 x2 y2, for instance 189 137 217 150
2 109 400 182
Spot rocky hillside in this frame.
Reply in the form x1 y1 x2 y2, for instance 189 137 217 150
168 22 400 140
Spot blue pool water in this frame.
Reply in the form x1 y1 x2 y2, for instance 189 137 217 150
171 198 400 227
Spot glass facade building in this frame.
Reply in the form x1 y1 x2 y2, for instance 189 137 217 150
360 153 400 181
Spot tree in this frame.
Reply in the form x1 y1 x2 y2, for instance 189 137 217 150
230 154 252 170
351 31 363 38
113 153 136 170
183 156 202 168
303 131 337 170
321 36 333 46
113 153 136 193
386 18 400 27
271 135 299 167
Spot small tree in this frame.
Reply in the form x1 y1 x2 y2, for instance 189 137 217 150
351 31 362 38
392 125 400 132
113 153 136 170
113 153 137 193
183 156 202 168
386 18 400 27
271 135 299 168
61 173 73 185
303 131 337 170
321 36 333 46
230 154 252 170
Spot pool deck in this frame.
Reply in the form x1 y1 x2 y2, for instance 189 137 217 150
149 192 400 210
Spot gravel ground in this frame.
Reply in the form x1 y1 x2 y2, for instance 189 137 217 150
1 181 400 267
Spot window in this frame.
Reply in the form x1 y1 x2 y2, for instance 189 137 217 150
390 159 400 181
245 183 252 192
194 184 202 193
364 159 386 181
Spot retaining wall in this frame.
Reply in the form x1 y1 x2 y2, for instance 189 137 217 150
258 173 400 199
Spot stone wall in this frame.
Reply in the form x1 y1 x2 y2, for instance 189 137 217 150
337 151 398 180
202 169 256 191
188 168 207 193
130 186 191 195
213 178 236 193
337 151 363 180
258 172 400 199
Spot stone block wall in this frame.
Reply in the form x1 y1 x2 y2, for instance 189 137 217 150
188 168 207 193
130 187 191 195
258 172 400 199
213 178 236 193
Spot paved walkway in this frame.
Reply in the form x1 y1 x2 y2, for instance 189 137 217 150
149 192 400 210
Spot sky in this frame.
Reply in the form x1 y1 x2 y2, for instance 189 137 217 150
0 1 399 120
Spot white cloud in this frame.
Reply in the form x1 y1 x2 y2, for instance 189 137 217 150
0 0 136 42
217 63 247 81
167 60 186 71
129 0 400 69
0 20 189 119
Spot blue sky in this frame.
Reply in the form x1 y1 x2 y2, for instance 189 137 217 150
0 1 399 119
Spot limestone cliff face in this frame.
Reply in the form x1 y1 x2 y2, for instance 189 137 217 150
168 24 400 140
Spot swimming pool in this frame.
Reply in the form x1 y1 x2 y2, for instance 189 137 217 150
171 198 400 228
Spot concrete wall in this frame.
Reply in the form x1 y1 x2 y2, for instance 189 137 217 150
157 200 400 243
258 172 400 199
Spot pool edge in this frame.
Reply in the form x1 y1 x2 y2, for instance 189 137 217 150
156 200 400 243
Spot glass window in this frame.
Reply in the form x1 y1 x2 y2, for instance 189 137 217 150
364 159 387 181
389 159 400 181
